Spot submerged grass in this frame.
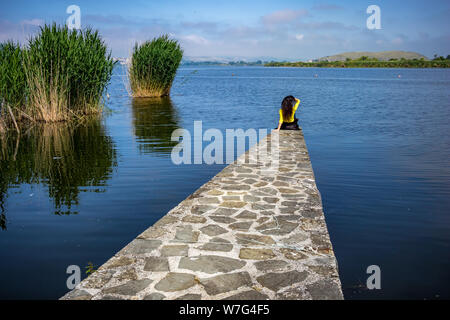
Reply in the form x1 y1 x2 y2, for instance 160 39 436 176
0 24 116 128
129 35 183 97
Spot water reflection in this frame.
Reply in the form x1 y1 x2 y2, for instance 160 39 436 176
0 120 117 227
131 97 180 155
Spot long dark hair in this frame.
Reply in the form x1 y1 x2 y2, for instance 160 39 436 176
281 96 295 120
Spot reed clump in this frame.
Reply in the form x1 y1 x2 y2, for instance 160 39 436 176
129 35 183 97
0 41 26 131
0 41 26 110
0 24 115 128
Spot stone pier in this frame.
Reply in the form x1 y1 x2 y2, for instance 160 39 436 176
61 130 343 300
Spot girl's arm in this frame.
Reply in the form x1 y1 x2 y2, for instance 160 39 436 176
275 122 282 132
275 109 283 131
293 98 300 112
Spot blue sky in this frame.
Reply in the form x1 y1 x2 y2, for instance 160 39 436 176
1 0 449 60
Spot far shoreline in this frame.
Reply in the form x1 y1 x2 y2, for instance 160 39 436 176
178 63 450 69
264 59 450 69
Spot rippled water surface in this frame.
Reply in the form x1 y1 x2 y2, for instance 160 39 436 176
0 66 449 299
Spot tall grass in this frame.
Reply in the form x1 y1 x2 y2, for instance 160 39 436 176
0 24 116 128
129 35 183 97
0 41 26 110
0 41 26 131
24 24 116 121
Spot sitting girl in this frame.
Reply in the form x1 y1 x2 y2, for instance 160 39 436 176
275 95 300 131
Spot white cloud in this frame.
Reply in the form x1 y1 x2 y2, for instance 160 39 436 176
312 4 344 11
295 34 304 40
262 9 308 27
20 19 44 27
181 34 209 45
391 37 404 45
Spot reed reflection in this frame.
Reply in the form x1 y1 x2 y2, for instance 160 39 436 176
131 97 180 155
0 119 117 228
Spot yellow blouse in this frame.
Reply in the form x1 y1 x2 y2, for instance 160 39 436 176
279 99 300 123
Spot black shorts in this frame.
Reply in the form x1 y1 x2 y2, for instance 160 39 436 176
279 118 300 130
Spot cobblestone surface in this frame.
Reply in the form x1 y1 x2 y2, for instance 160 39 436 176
61 130 343 300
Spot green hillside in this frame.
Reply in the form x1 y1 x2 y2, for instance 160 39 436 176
318 51 428 62
265 54 450 68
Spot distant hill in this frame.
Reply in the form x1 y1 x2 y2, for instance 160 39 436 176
318 51 428 62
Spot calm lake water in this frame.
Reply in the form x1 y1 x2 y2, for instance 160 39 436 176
0 66 449 299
